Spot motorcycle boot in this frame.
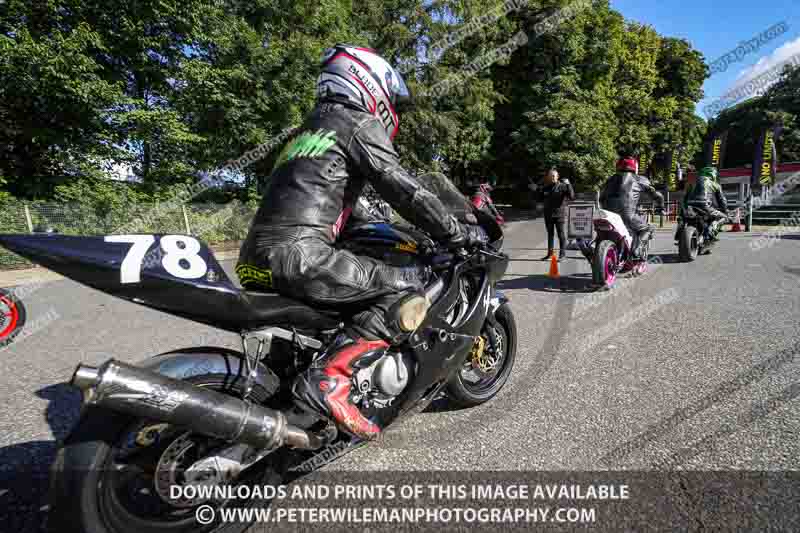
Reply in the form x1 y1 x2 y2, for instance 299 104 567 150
703 222 712 242
292 331 387 440
709 221 719 240
710 214 727 240
632 226 654 261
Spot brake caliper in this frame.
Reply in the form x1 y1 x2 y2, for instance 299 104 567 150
135 423 171 447
470 335 492 373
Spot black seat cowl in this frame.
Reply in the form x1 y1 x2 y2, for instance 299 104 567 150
120 286 343 335
236 291 342 332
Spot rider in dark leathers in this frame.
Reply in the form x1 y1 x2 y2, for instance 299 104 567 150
599 157 665 259
471 182 504 226
680 166 729 241
236 44 480 440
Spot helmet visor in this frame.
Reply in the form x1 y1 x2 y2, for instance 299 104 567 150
387 66 411 106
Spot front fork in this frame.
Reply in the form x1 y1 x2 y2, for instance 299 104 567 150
484 290 506 332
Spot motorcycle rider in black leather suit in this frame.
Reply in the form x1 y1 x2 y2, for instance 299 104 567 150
471 182 504 224
236 44 481 440
679 166 729 242
599 157 665 260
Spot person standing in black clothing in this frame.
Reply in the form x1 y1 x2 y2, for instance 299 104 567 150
532 168 575 261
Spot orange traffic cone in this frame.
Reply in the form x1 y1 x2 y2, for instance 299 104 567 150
731 208 742 232
548 252 560 279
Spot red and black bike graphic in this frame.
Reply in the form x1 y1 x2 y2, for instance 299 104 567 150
0 288 26 348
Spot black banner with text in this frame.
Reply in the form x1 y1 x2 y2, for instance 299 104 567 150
752 125 783 186
705 130 729 170
638 154 650 178
665 151 683 192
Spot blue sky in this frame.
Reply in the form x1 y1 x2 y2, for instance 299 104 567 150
609 0 800 121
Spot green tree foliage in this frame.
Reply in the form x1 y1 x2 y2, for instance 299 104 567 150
1 0 713 204
706 65 800 168
496 1 708 191
0 2 124 199
765 65 800 162
0 176 10 202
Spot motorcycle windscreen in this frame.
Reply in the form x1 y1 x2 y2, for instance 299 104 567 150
417 172 502 242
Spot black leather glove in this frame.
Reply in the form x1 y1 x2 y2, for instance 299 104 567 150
444 222 469 251
445 222 486 251
466 225 488 246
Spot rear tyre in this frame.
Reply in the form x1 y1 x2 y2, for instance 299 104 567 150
446 303 517 407
592 240 618 289
47 374 281 533
678 226 699 262
0 288 26 349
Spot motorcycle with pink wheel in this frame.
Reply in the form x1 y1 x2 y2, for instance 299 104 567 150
576 208 657 290
470 186 505 227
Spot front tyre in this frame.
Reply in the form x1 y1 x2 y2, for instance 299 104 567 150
445 303 517 407
679 226 699 262
47 374 281 533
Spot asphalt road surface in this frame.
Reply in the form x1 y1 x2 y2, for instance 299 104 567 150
1 217 799 530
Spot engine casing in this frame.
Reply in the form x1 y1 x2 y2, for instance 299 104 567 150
354 350 416 409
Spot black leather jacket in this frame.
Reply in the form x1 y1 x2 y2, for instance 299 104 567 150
536 181 575 220
239 100 462 266
684 175 728 211
600 172 664 219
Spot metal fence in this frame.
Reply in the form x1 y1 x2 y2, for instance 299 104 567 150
638 201 680 226
750 204 800 225
0 201 258 270
7 192 780 272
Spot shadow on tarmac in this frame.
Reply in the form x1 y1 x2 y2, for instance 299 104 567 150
0 382 81 533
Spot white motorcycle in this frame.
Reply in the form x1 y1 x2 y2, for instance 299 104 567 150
577 208 654 289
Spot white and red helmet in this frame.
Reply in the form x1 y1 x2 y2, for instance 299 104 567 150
317 43 411 140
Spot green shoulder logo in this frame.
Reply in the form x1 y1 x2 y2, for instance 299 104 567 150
235 264 274 290
273 129 337 170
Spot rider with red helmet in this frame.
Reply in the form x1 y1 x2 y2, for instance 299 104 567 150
237 44 482 440
470 181 504 226
599 156 665 260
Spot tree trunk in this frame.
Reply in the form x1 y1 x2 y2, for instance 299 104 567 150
136 73 152 183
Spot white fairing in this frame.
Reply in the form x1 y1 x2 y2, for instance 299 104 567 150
593 209 633 250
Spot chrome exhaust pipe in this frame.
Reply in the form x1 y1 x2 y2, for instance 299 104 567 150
70 359 321 451
71 365 101 389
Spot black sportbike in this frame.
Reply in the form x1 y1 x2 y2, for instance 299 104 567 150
676 204 727 261
0 174 516 533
